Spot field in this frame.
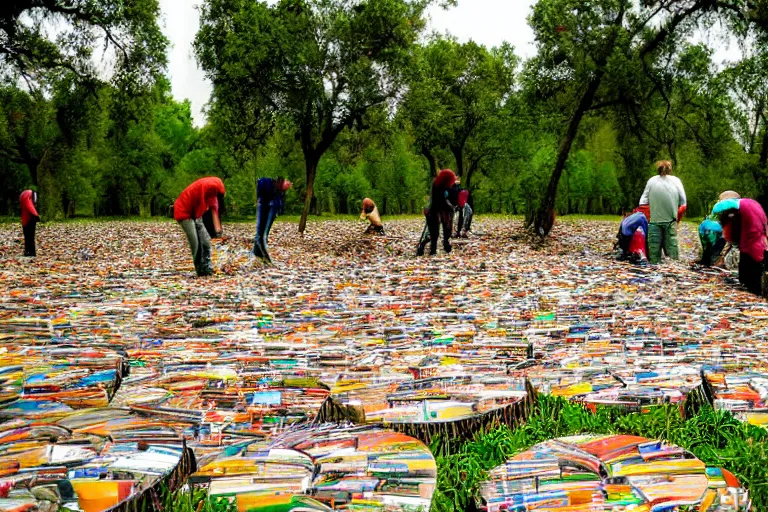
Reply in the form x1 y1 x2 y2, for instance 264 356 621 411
1 217 766 512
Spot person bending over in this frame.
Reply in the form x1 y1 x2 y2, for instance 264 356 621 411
174 177 225 277
417 169 457 256
254 177 292 264
714 197 768 296
361 198 385 235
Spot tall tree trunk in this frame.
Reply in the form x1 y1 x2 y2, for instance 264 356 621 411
451 145 464 178
421 146 437 177
466 157 481 191
534 76 603 236
299 156 318 234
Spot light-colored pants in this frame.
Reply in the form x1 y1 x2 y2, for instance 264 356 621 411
648 221 678 264
180 218 212 275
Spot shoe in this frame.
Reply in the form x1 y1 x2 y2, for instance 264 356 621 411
444 244 452 254
253 242 263 258
416 246 425 256
261 246 273 264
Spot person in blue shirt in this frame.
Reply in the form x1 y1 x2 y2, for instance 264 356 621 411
253 177 292 264
616 210 649 264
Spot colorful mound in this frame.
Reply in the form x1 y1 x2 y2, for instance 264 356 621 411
479 434 749 511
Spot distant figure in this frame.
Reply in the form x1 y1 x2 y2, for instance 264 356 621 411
254 177 292 264
616 210 649 264
19 190 39 257
454 189 473 237
360 198 384 235
174 177 226 277
417 169 457 256
638 160 686 264
714 197 768 296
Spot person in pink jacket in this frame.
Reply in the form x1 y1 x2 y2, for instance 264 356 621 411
19 190 40 257
714 197 768 296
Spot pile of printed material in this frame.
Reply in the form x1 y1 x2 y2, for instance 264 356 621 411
193 424 436 511
0 218 764 510
479 434 749 511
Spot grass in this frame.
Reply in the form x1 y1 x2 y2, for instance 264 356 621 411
431 395 768 512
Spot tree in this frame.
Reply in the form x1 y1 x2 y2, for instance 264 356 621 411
402 38 516 187
195 0 440 233
529 0 767 237
0 0 167 88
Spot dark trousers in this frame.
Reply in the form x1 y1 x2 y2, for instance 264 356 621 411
253 199 278 261
23 222 36 257
419 209 452 255
456 204 473 234
739 252 766 296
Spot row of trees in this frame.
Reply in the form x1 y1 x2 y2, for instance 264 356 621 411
2 0 768 236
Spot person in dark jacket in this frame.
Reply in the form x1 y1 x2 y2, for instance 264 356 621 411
254 177 292 264
174 177 226 276
417 169 457 256
20 190 40 257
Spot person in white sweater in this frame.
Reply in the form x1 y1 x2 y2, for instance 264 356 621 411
638 160 687 264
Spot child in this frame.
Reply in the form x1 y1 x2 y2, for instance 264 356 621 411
417 169 457 256
254 177 292 264
174 177 226 277
19 190 40 257
360 198 384 235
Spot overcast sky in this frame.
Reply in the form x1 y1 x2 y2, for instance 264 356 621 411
159 0 740 126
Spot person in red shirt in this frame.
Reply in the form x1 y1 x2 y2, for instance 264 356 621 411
174 177 225 276
20 190 40 257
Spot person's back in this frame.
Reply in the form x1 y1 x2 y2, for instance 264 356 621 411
644 175 685 223
737 198 768 263
639 161 686 263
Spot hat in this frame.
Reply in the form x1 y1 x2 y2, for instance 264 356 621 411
712 198 741 215
719 190 740 200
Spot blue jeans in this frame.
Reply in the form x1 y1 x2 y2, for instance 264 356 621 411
253 199 278 259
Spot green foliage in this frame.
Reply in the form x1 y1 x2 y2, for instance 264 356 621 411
164 485 236 512
0 0 167 88
195 0 440 232
5 1 768 227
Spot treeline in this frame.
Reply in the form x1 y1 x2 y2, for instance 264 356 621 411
2 1 768 232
